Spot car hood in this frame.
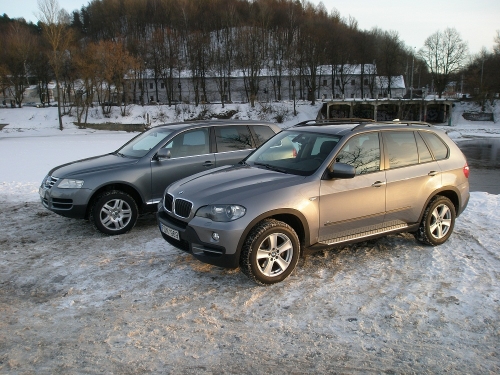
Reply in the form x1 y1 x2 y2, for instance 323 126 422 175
49 153 139 178
167 164 306 205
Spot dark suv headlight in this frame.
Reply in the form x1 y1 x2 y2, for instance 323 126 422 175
196 204 246 222
58 179 84 189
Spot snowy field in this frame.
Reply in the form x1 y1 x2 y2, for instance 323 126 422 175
0 101 499 373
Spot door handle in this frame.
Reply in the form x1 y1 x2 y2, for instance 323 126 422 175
371 181 386 187
428 171 439 176
202 161 214 167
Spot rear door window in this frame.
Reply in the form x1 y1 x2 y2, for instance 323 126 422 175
382 131 418 169
250 125 276 147
215 125 254 152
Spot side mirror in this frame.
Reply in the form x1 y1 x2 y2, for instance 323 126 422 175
156 148 171 160
327 162 356 179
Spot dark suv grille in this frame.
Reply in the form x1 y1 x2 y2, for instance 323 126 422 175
43 176 58 188
164 193 174 212
174 199 192 218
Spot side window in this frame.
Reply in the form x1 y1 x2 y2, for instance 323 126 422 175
164 128 210 158
250 125 276 147
335 133 380 175
215 125 253 152
383 131 418 169
415 132 433 163
420 131 449 160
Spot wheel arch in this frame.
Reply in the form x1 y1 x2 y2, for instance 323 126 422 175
417 187 461 223
85 183 144 219
235 208 309 259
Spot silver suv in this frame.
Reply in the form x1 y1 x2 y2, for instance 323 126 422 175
157 120 470 284
39 120 280 235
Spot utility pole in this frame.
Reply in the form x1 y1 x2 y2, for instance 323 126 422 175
410 47 415 99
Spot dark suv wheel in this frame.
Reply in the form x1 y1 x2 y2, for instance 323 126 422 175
240 219 300 285
90 190 138 235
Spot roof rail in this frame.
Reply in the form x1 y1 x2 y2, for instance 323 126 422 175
293 118 375 127
351 120 432 131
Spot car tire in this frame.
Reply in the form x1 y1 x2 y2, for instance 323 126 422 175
240 219 300 285
415 195 456 246
90 190 138 235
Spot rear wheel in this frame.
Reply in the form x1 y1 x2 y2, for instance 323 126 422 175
90 190 138 235
240 219 300 285
415 195 456 246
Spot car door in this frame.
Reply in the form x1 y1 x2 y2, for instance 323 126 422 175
213 125 256 166
318 132 386 243
382 130 442 225
150 127 215 203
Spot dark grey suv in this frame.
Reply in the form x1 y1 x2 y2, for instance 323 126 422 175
157 120 470 285
39 120 280 234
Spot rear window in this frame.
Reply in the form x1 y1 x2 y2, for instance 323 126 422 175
420 131 449 160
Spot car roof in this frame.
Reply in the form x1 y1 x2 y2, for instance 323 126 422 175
152 119 279 132
288 119 434 136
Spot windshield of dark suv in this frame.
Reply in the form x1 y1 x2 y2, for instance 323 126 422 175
246 130 342 176
116 128 174 158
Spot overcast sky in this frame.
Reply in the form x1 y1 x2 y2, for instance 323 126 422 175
2 0 498 55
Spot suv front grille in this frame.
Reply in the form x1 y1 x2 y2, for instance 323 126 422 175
43 175 58 188
174 199 192 218
164 193 174 212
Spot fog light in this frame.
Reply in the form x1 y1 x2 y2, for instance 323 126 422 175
212 232 220 241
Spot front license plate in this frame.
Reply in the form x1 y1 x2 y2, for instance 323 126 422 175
160 223 180 240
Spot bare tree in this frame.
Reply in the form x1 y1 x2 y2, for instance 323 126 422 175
418 28 468 98
37 0 73 130
2 23 35 107
376 29 404 98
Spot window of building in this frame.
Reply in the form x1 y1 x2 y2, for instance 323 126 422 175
161 82 165 89
364 79 369 85
336 79 340 86
149 83 153 90
323 79 328 87
351 79 356 86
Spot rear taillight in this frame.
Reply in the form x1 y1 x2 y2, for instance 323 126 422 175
463 162 470 178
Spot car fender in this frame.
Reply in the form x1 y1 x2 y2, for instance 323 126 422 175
235 208 311 258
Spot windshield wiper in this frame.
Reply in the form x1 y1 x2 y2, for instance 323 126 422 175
253 162 287 174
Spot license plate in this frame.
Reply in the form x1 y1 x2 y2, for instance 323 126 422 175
160 223 180 240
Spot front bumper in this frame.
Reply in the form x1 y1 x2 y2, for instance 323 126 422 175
156 209 244 269
39 185 90 219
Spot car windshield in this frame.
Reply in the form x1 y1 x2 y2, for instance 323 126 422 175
246 130 342 176
116 128 173 158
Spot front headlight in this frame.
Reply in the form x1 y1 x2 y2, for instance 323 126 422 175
196 204 246 222
58 179 84 189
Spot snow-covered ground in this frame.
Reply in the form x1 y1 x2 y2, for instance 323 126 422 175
0 101 499 374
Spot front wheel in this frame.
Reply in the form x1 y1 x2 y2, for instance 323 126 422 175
415 195 456 246
240 219 300 285
90 190 138 235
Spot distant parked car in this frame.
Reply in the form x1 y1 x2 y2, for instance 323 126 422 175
39 120 281 235
157 119 470 284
